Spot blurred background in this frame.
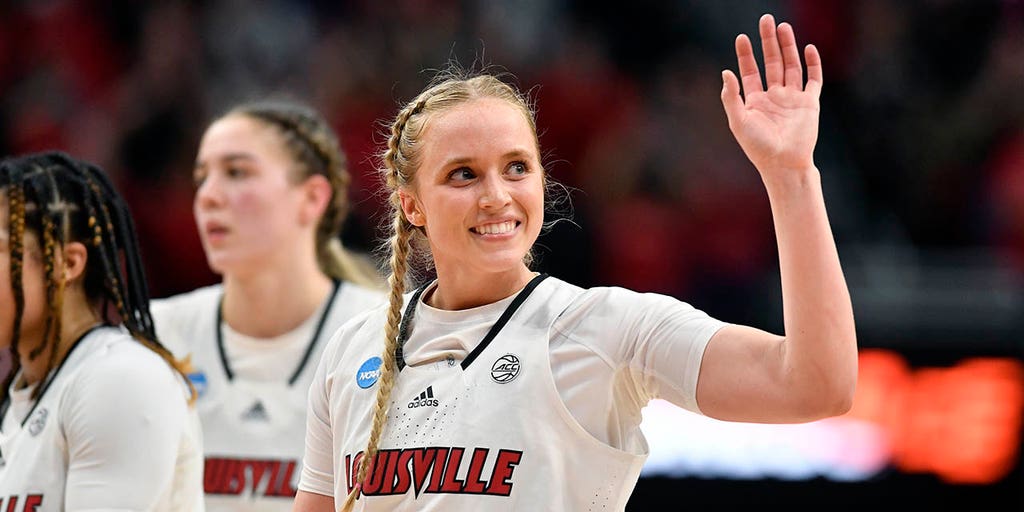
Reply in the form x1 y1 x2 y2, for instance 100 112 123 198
1 0 1022 509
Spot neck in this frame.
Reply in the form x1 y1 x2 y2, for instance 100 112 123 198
427 264 535 310
19 298 102 386
221 266 334 338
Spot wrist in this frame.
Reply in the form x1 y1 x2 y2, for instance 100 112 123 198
760 166 821 195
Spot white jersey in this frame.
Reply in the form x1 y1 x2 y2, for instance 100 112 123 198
151 280 385 512
0 325 203 511
300 274 727 511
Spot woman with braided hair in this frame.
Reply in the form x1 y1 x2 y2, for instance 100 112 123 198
151 99 386 511
0 151 203 510
293 14 857 512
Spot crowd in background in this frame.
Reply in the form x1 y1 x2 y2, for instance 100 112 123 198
1 0 1022 330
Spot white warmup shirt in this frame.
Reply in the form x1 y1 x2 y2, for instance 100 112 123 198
151 280 385 511
0 325 204 511
300 274 727 511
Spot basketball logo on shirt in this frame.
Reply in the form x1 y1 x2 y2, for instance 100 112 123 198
27 407 48 436
490 354 521 384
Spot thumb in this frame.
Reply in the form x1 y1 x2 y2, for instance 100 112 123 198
720 70 744 129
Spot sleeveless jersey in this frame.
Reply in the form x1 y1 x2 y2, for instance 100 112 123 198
319 275 648 510
0 326 203 511
152 281 385 511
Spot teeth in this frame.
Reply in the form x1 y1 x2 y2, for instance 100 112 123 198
474 221 515 235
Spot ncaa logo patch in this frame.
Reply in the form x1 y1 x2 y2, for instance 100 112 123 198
188 371 208 398
357 357 383 389
490 354 521 384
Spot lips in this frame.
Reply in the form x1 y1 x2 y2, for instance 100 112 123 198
202 221 230 240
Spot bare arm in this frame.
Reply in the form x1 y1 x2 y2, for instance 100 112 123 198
293 490 335 512
695 14 857 423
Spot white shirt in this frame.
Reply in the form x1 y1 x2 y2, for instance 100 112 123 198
152 281 386 512
0 325 204 511
300 275 727 510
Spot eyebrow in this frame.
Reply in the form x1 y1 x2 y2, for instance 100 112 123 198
441 148 534 168
194 152 257 171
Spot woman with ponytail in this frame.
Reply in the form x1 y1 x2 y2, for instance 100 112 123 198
151 99 386 511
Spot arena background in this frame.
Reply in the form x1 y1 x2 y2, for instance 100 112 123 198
1 1 1022 509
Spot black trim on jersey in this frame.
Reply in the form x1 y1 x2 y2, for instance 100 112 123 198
0 323 106 429
462 273 548 370
215 279 342 385
395 283 430 371
394 273 549 372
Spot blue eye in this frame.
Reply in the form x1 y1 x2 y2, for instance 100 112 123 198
508 161 528 176
449 167 475 181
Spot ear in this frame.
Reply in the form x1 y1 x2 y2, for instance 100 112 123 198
61 241 89 283
398 189 426 227
299 174 333 226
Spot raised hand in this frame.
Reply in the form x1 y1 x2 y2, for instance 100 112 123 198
721 14 822 178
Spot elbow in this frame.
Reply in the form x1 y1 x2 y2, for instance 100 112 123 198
805 369 857 420
826 381 856 417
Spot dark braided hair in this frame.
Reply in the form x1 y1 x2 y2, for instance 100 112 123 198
1 151 194 403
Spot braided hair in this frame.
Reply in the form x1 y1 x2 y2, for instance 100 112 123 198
1 151 194 403
223 100 383 289
341 65 542 510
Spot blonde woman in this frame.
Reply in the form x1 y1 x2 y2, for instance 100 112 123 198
295 14 856 511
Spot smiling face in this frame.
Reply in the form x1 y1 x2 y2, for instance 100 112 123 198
400 97 545 283
193 115 316 277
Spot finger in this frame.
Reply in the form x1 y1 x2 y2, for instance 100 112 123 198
759 14 784 88
720 70 744 126
804 44 823 98
735 34 763 98
777 22 803 88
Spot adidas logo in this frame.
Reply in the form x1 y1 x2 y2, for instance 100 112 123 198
407 385 439 409
242 401 269 422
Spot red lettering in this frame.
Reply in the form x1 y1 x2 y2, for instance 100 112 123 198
24 495 42 512
248 460 270 495
345 452 369 495
486 449 521 496
440 448 466 492
0 495 44 512
274 460 299 497
379 449 401 494
391 450 416 495
204 458 226 493
225 459 245 495
462 448 490 493
362 451 388 495
410 448 439 497
426 448 448 492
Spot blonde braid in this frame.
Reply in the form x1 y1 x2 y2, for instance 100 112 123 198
341 211 413 510
340 93 427 510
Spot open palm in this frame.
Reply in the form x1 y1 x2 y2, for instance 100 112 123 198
722 14 822 176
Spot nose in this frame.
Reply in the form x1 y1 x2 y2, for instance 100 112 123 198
194 173 223 211
478 175 512 210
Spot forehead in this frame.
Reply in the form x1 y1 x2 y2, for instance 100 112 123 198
196 115 289 164
420 98 538 163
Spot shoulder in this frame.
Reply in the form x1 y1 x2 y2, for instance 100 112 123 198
150 284 222 323
67 330 187 405
556 282 717 338
335 281 388 312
